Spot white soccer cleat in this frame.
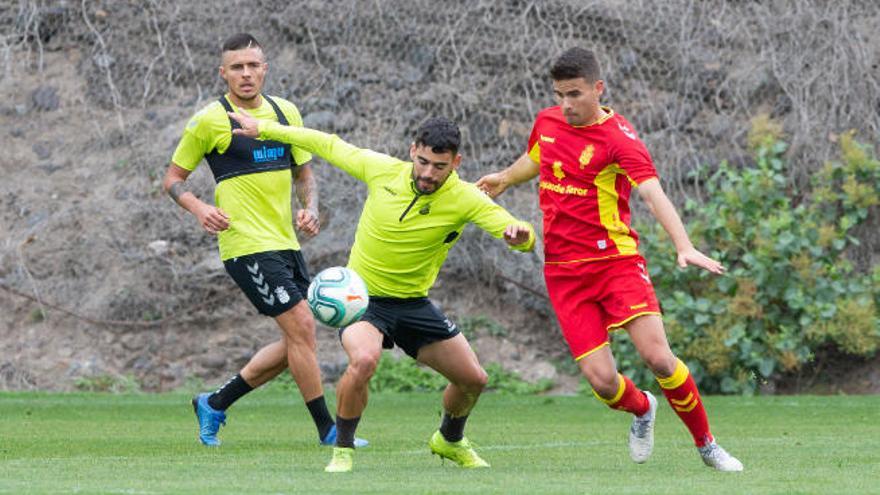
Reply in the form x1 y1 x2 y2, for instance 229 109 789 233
699 441 744 472
629 391 658 463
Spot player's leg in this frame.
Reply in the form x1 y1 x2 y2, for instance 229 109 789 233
274 301 337 440
418 333 490 468
325 321 384 473
576 341 656 463
626 314 743 471
546 259 655 461
192 340 288 446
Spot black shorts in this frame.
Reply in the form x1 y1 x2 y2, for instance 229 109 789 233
224 250 310 317
350 297 460 359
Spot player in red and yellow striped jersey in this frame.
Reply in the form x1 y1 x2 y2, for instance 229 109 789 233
477 48 743 472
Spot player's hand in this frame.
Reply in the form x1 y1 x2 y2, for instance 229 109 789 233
296 207 320 237
475 172 508 199
503 224 531 246
194 203 230 235
228 111 260 138
677 247 725 274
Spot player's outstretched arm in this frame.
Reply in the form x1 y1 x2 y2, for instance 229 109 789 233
227 110 389 183
476 152 540 198
638 178 724 274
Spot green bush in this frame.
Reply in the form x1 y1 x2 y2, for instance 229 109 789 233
370 354 552 394
633 117 879 393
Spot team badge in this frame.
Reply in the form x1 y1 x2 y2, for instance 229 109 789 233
579 144 594 169
275 286 291 304
552 161 566 180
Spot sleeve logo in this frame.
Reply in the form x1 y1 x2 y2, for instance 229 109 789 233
617 122 637 140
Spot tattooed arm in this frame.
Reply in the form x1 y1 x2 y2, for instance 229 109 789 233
292 163 320 237
162 163 229 235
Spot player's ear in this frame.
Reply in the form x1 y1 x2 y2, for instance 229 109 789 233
452 153 462 170
409 142 417 161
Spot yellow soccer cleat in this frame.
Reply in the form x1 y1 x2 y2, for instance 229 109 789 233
324 447 354 473
428 430 490 468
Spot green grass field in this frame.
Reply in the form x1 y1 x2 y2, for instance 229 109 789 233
1 390 877 494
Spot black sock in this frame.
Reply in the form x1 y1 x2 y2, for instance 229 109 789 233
440 412 469 442
335 415 361 448
306 396 336 440
208 374 254 411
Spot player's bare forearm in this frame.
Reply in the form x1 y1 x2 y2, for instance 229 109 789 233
162 164 199 213
639 178 724 273
638 179 693 252
162 162 230 234
477 153 539 198
504 152 541 185
293 164 318 214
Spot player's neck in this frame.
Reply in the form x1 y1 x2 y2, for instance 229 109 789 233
586 107 608 126
227 92 262 110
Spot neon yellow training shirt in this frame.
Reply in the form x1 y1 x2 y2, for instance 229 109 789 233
171 95 312 260
259 122 536 298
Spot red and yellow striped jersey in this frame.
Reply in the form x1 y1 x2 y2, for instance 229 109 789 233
527 106 658 264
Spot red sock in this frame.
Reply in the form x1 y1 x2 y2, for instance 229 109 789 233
593 374 649 416
657 359 713 447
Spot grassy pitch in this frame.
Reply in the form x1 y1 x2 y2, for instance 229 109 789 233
0 390 877 494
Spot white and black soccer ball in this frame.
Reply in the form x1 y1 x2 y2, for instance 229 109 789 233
307 266 369 327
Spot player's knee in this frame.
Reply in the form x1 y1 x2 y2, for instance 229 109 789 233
583 369 619 397
284 328 317 350
451 367 487 395
468 367 489 392
645 353 677 378
348 350 380 381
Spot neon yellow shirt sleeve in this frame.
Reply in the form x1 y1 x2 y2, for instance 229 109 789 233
259 121 393 182
274 99 313 166
463 184 536 252
171 106 220 170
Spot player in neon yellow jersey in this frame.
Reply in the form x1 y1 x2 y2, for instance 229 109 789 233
228 110 536 472
162 33 363 449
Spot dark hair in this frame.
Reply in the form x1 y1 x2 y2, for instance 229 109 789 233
550 47 601 82
414 117 461 156
222 33 262 53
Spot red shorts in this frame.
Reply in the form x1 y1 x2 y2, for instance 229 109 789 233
544 255 661 361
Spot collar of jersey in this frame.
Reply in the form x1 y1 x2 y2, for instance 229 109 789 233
570 106 615 128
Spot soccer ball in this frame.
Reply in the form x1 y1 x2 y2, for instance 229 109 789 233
307 266 369 327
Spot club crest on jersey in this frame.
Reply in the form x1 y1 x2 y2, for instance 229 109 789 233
552 161 566 180
579 144 594 169
419 204 431 215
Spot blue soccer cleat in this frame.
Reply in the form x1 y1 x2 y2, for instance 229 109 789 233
192 393 226 446
320 423 369 448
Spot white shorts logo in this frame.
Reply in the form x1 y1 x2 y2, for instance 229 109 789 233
597 239 608 250
275 286 290 304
